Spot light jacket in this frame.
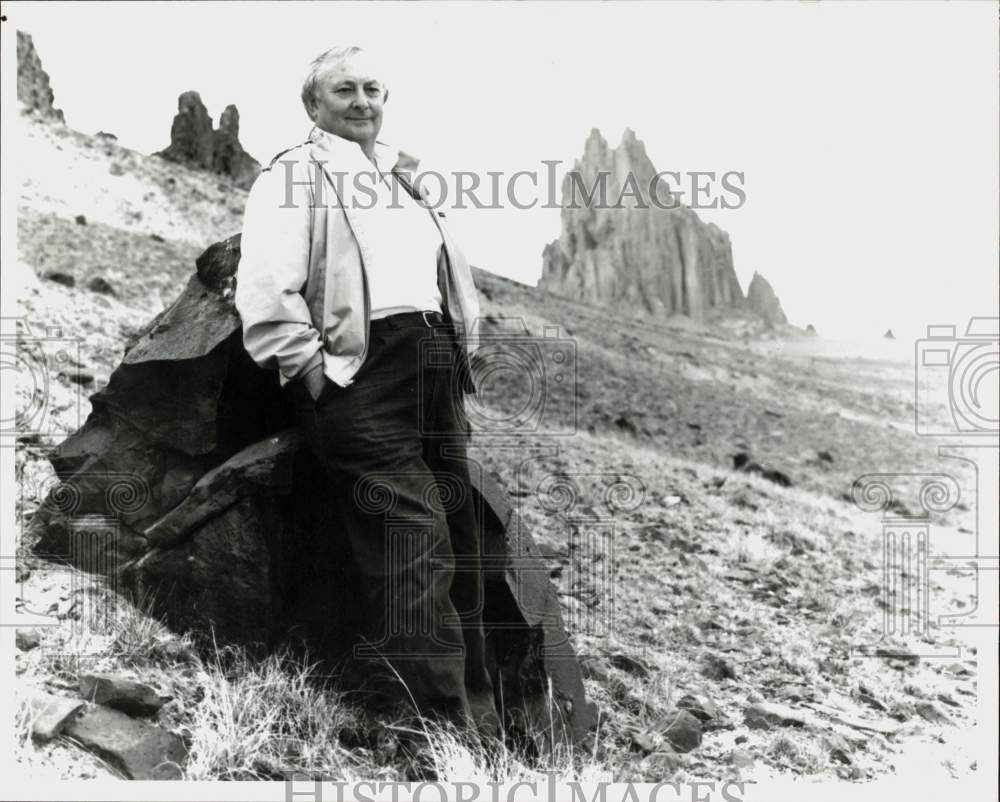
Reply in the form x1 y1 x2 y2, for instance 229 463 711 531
235 127 481 392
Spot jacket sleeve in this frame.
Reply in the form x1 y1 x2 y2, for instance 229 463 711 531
234 162 325 382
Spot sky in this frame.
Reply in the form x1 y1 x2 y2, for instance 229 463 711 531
8 1 999 341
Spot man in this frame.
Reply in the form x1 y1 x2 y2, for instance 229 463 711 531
234 45 497 742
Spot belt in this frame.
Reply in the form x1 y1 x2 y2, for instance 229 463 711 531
371 310 448 329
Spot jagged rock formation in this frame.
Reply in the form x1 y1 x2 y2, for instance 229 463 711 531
745 271 788 326
155 92 260 190
540 128 786 325
17 31 64 122
30 236 596 748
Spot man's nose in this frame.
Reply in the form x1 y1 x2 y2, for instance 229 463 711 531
350 89 371 109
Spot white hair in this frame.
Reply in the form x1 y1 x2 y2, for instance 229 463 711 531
301 45 388 118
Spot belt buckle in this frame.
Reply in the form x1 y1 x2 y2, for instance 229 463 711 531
421 310 437 327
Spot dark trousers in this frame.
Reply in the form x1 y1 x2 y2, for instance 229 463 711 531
283 312 497 735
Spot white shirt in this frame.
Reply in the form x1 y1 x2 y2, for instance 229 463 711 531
360 151 444 319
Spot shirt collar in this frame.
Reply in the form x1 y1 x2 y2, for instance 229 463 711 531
307 126 419 178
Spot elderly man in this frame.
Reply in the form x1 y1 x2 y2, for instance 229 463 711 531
234 45 497 741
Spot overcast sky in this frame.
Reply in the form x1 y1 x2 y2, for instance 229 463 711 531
9 1 999 341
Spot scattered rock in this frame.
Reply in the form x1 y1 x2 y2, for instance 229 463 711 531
95 131 118 141
109 162 125 176
731 453 792 487
744 702 809 730
730 748 754 769
16 629 41 651
27 691 85 742
816 450 834 463
43 271 75 288
150 233 165 243
883 329 895 340
655 709 703 753
644 748 682 777
79 674 166 718
822 733 854 765
63 704 187 779
702 653 738 681
875 646 919 667
805 324 817 336
74 214 87 225
60 369 94 386
606 651 652 678
676 692 722 725
914 701 950 724
87 277 116 296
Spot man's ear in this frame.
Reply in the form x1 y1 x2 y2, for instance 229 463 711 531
383 88 390 103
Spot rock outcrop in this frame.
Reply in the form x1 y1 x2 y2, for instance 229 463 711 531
540 128 786 326
30 236 596 749
745 271 788 326
155 92 260 190
17 31 65 122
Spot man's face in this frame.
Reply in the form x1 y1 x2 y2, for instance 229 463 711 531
308 55 386 148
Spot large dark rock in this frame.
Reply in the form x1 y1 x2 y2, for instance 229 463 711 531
32 234 597 749
745 271 788 326
155 92 261 190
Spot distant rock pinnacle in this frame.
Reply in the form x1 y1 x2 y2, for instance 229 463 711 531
155 91 260 190
17 31 65 122
539 128 787 326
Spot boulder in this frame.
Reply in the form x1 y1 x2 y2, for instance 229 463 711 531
79 674 166 717
32 234 597 749
27 691 85 742
155 92 261 190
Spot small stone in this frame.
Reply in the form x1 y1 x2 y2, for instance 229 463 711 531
730 749 754 769
915 701 950 724
87 277 116 296
702 653 738 681
876 646 919 667
676 692 722 725
74 214 87 225
16 629 41 650
655 709 703 753
744 702 808 730
816 450 834 463
64 704 187 779
607 652 651 678
79 673 165 717
580 657 609 682
43 271 75 287
109 162 125 176
61 369 95 386
823 733 854 765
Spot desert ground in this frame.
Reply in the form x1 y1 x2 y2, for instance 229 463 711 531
11 113 984 783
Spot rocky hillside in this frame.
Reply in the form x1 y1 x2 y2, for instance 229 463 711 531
540 128 787 327
12 44 981 785
155 91 261 190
